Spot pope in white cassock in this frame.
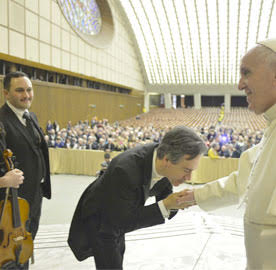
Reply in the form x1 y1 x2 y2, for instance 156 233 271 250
178 38 276 270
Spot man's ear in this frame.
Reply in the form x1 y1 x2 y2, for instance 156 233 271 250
3 89 9 98
163 155 171 168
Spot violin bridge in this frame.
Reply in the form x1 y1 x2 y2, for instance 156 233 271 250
13 236 24 241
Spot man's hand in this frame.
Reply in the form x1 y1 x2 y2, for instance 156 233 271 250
0 169 24 188
176 189 196 208
163 189 196 210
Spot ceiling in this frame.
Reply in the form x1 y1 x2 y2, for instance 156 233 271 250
118 0 276 94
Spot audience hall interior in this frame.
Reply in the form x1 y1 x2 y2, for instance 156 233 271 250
1 0 273 269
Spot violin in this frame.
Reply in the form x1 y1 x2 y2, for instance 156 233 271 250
0 149 33 268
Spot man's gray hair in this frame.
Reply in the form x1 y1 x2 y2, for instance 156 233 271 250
156 126 207 164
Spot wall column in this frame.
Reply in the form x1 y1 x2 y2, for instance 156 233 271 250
224 93 231 113
144 92 150 113
181 95 185 108
164 93 172 109
194 93 201 109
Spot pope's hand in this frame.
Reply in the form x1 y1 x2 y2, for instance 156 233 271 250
163 189 195 210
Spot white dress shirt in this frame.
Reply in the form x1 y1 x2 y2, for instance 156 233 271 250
6 101 28 127
151 149 170 219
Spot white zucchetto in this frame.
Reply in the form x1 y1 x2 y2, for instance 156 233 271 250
258 38 276 53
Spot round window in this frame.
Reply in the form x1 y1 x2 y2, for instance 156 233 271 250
58 0 102 35
58 0 114 48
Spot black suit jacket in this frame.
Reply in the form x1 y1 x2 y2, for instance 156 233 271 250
0 103 51 207
68 143 175 261
0 122 7 176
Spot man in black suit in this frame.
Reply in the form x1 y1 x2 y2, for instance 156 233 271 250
68 126 207 269
0 72 51 243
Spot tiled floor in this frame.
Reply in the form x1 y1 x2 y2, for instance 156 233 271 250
30 175 246 270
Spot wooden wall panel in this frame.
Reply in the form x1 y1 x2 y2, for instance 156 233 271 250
0 77 144 130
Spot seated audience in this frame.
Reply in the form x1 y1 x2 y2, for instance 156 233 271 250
208 142 221 159
46 107 264 154
95 152 112 177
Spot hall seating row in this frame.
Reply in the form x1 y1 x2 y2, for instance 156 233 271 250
119 107 266 131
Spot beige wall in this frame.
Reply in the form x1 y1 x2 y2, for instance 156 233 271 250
49 149 239 180
0 0 145 92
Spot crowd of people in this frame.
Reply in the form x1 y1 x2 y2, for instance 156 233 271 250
44 115 264 159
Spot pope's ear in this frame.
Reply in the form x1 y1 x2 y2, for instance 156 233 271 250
273 73 276 87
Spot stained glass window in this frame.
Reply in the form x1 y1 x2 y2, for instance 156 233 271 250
58 0 102 35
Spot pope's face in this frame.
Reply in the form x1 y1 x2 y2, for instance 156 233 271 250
238 47 276 115
4 76 34 110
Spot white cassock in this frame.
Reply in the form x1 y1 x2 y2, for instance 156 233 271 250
194 104 276 270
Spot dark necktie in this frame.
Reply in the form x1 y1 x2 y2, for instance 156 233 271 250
149 177 172 200
149 177 178 220
23 112 41 145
